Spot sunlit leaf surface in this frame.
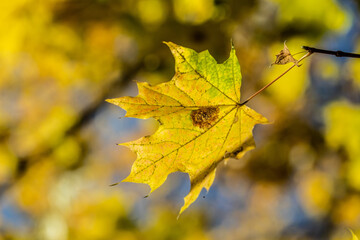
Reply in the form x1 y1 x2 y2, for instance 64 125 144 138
108 42 268 214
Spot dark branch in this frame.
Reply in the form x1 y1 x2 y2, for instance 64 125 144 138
302 46 360 58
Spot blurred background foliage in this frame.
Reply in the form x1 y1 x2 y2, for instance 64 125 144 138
0 0 360 239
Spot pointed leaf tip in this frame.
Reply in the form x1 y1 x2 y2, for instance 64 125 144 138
163 41 177 49
106 98 120 106
230 39 235 49
106 98 114 104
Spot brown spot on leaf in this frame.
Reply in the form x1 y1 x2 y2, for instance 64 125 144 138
191 107 220 129
224 146 244 159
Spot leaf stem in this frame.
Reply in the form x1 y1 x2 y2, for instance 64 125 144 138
240 51 313 105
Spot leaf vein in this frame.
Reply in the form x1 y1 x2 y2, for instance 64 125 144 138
132 106 237 175
219 107 238 156
143 84 184 106
174 47 238 104
232 53 240 102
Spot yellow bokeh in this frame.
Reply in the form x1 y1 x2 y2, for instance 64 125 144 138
270 0 349 32
14 106 77 157
15 160 56 215
68 194 125 240
325 101 360 189
173 0 214 25
297 171 333 217
137 0 167 27
317 58 340 82
348 40 360 87
333 195 360 226
0 143 17 182
0 0 358 239
53 137 81 168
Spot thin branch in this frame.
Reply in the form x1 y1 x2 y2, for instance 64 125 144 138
302 46 360 58
240 51 313 105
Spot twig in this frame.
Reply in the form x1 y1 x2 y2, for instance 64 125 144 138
302 46 360 58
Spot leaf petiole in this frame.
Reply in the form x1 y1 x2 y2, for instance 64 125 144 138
240 51 313 105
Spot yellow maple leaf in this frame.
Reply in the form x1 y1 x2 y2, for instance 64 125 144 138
107 42 268 215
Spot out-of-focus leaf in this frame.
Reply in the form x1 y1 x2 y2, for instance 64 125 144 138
325 101 360 190
333 195 360 225
0 144 17 182
270 0 349 32
297 171 333 217
137 0 167 27
173 0 214 24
